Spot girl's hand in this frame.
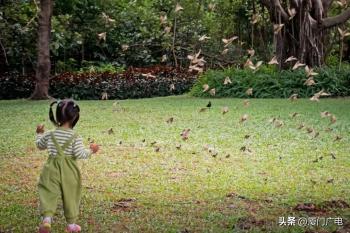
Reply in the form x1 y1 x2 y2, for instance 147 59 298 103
90 143 99 154
36 124 45 134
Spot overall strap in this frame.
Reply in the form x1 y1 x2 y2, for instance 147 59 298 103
50 132 77 156
61 133 77 151
50 132 64 156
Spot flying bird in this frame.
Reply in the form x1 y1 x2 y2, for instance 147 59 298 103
199 35 210 41
338 27 350 40
305 66 318 77
164 26 171 34
160 15 167 24
289 93 298 101
273 24 284 34
304 77 316 86
288 8 296 20
102 12 115 24
224 77 232 85
209 88 216 96
292 61 306 70
268 56 279 65
248 61 263 71
310 89 331 102
97 32 106 41
221 48 229 55
141 73 156 78
246 88 253 96
202 84 210 92
175 3 184 12
247 49 255 57
161 54 167 62
285 56 298 63
208 3 216 11
250 13 260 24
222 36 238 47
121 44 129 51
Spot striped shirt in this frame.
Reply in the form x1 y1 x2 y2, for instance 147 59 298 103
36 128 92 159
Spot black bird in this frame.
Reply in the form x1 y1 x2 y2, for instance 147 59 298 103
206 101 212 108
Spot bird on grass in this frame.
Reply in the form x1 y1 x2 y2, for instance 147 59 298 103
206 101 212 108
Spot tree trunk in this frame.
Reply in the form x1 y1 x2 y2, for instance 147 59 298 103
30 0 53 100
261 0 350 68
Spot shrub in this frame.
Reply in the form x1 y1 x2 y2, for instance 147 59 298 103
190 66 350 98
0 66 196 100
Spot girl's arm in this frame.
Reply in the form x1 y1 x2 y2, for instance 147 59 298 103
72 137 98 159
35 124 48 150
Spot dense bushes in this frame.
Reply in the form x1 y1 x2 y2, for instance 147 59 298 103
190 66 350 98
0 66 196 100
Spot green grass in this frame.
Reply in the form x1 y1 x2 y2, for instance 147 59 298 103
0 96 349 233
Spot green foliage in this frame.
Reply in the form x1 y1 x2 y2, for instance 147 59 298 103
190 66 350 98
78 61 125 73
0 0 266 73
0 67 195 100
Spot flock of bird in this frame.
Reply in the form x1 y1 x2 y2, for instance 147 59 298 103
163 97 343 158
96 3 350 100
99 3 346 155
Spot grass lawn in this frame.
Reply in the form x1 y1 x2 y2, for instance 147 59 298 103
0 96 349 233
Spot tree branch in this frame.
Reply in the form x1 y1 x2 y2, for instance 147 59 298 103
322 8 350 28
260 0 289 22
322 0 334 11
260 0 270 8
0 38 9 65
312 0 324 22
272 0 289 22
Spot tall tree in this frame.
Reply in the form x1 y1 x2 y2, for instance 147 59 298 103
30 0 53 99
261 0 350 68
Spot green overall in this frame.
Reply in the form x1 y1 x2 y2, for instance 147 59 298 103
38 133 81 224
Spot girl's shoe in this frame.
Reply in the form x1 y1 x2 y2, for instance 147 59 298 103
65 224 81 232
38 220 51 233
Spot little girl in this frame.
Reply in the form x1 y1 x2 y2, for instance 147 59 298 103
35 99 99 233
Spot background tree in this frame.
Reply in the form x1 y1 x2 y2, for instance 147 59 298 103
261 0 350 68
30 0 53 99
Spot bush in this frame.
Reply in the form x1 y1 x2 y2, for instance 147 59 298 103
0 66 196 100
190 66 350 98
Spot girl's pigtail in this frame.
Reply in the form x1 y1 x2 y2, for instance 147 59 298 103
49 101 58 126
